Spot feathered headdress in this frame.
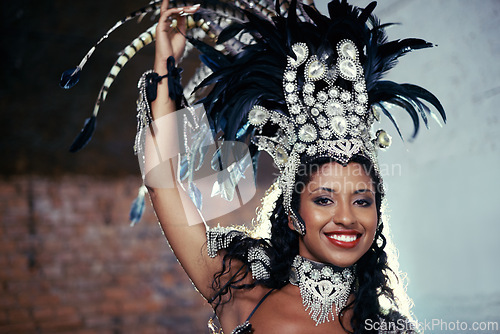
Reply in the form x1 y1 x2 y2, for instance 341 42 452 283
60 0 445 227
191 0 445 233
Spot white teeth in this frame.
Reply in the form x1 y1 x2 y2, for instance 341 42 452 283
329 234 357 242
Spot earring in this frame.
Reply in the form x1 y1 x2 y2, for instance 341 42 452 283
290 210 306 236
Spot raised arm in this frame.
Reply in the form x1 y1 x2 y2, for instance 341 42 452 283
146 1 222 300
151 1 194 117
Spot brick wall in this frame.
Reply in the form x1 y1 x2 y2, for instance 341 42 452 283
0 176 213 334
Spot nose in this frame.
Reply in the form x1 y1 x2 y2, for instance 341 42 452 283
333 201 356 227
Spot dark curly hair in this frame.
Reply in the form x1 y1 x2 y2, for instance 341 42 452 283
208 156 416 333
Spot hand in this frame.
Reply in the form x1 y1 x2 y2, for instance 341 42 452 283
154 1 200 73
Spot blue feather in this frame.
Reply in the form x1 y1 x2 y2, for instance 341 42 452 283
188 181 203 211
69 116 96 152
129 185 147 226
60 67 81 89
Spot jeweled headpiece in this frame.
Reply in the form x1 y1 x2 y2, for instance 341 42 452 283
248 39 377 231
195 0 445 233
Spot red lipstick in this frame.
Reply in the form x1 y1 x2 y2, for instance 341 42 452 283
325 231 361 249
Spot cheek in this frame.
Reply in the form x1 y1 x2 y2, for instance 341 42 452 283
300 203 331 228
363 209 378 236
353 202 377 226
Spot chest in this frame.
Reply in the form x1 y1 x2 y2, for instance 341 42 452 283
225 285 353 334
252 297 351 333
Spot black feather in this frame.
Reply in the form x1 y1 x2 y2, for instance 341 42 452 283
401 83 446 123
69 116 96 152
217 22 246 44
189 0 446 165
358 2 376 24
375 103 404 140
302 4 329 32
371 81 423 137
60 67 81 89
187 37 231 68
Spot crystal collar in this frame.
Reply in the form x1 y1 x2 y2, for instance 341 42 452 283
290 255 355 326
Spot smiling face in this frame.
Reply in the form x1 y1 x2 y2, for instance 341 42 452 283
289 161 378 268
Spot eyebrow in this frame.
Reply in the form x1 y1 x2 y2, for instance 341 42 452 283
310 187 375 196
310 187 335 194
354 189 375 196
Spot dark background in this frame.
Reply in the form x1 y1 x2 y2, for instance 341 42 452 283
1 0 166 176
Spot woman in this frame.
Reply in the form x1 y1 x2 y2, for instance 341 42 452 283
139 0 445 333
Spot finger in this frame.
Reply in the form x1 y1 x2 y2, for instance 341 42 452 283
158 8 183 30
162 3 200 16
171 4 201 18
160 0 169 15
160 6 200 31
185 4 201 12
176 15 188 35
175 4 200 32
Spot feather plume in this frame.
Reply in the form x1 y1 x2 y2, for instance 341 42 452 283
69 116 96 153
91 25 157 118
189 0 445 173
63 0 252 150
60 67 81 89
60 2 161 89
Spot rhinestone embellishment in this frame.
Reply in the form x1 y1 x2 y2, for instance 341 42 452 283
354 82 365 92
355 104 365 115
338 58 357 80
285 83 295 93
298 124 317 142
338 40 358 59
296 113 307 124
306 59 326 81
331 116 348 137
340 91 351 102
285 71 296 81
326 100 343 116
304 82 315 94
357 93 368 104
248 106 269 126
329 87 339 98
275 145 289 165
304 95 316 106
320 129 332 139
287 93 298 103
317 116 328 128
317 91 328 102
289 43 308 67
290 256 355 326
291 104 301 114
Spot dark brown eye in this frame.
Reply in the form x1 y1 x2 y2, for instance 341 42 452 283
354 198 372 207
314 197 332 206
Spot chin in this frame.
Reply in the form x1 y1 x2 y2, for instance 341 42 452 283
319 236 369 267
326 254 361 268
304 247 363 268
